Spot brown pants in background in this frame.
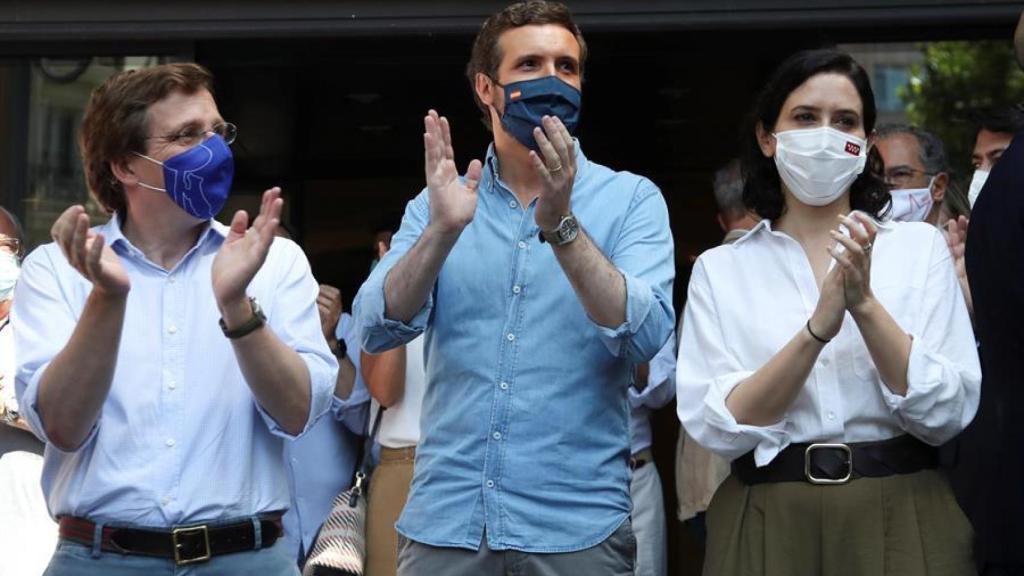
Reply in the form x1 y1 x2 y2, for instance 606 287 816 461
365 446 416 576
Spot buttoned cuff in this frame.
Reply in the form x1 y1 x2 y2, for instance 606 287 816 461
704 370 790 466
19 361 99 452
595 269 653 356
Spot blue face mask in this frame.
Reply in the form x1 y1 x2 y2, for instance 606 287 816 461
497 76 581 152
134 134 234 220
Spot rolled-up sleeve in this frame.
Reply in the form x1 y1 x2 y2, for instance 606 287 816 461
355 190 433 354
256 241 337 439
879 229 981 445
13 245 95 450
597 179 675 362
676 259 790 463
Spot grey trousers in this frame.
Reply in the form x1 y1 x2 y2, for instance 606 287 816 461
397 519 636 576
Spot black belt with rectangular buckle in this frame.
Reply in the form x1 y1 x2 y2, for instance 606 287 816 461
58 513 283 565
731 434 937 486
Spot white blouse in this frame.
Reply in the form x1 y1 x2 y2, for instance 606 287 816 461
676 218 980 467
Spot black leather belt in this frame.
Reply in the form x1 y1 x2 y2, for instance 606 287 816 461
59 513 284 565
731 435 938 486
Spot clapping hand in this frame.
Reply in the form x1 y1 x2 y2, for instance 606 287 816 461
424 110 482 236
943 215 973 318
51 205 130 297
829 212 878 315
531 115 577 232
317 284 343 343
212 187 282 309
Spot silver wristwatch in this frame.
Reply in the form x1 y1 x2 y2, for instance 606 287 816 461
540 213 580 246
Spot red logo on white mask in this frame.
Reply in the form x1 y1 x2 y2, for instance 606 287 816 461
844 142 862 156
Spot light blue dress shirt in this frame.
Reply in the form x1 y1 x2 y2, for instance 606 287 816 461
355 143 675 553
629 332 677 455
282 313 369 562
13 216 336 527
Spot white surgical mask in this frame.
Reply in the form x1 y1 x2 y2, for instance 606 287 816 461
888 177 935 222
774 127 868 207
968 169 989 208
0 251 19 302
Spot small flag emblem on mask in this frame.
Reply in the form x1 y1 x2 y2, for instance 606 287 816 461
510 90 522 100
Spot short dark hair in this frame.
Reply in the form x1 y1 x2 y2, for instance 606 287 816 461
741 49 890 221
466 1 587 129
874 124 950 176
971 105 1024 138
80 63 214 214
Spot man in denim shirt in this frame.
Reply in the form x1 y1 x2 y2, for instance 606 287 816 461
354 2 674 573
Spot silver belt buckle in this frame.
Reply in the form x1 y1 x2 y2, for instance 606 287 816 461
804 443 853 485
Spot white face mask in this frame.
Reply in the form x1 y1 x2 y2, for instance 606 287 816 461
0 251 19 302
968 169 989 208
888 177 935 222
773 127 868 207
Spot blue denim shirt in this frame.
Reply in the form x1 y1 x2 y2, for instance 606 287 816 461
354 143 675 553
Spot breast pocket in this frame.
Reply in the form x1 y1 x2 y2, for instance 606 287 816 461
849 283 920 380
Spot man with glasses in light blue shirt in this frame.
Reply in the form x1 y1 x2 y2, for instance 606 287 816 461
14 63 336 575
354 2 675 574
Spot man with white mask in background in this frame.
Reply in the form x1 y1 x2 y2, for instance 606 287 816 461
968 107 1024 208
0 206 58 576
873 124 950 225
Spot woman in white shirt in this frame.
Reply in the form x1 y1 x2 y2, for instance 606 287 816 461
676 49 980 576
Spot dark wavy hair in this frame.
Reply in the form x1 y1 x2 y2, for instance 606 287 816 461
741 49 890 221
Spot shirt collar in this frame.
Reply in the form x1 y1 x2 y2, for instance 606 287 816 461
735 210 890 246
100 213 224 257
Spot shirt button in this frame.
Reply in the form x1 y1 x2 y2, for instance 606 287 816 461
492 431 502 440
165 438 176 447
167 324 178 334
827 411 836 421
506 333 515 342
168 381 176 390
518 241 527 249
512 285 521 295
161 497 171 506
509 200 518 208
486 480 495 488
499 381 509 390
168 277 176 284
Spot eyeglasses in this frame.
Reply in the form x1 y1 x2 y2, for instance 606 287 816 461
0 235 20 255
883 166 934 189
147 122 237 148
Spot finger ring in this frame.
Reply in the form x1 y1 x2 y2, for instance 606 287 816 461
548 163 563 173
863 241 873 252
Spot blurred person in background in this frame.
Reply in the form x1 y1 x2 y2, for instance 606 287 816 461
0 206 58 576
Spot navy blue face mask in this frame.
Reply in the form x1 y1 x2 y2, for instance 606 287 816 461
134 134 234 220
496 76 581 152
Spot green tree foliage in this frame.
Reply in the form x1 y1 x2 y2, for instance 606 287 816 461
901 40 1024 173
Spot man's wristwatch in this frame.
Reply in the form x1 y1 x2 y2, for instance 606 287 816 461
539 212 580 246
330 338 348 361
219 297 266 339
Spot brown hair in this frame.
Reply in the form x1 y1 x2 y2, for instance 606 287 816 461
79 63 214 214
466 0 587 129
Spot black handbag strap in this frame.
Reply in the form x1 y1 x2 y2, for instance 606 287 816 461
357 404 385 476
